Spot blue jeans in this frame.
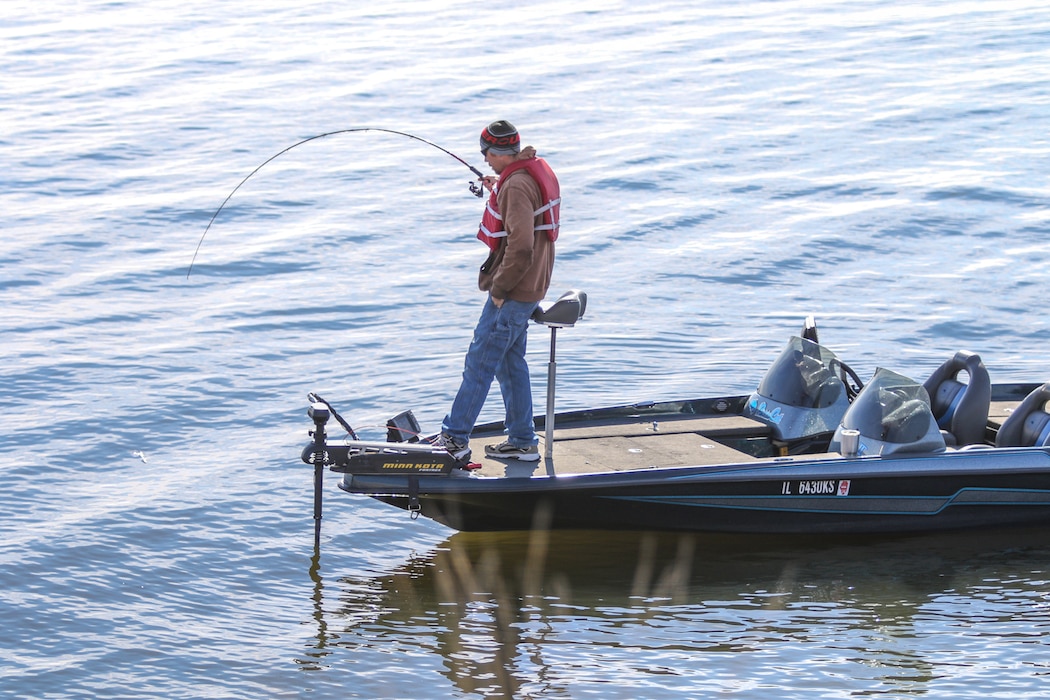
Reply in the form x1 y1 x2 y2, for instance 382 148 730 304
441 297 539 447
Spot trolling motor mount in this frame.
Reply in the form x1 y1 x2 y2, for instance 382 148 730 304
302 400 457 475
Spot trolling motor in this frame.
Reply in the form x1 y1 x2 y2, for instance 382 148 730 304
302 396 458 476
303 395 462 538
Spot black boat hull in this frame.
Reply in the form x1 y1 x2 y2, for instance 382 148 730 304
345 448 1050 533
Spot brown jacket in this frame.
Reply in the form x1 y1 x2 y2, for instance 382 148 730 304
478 148 556 303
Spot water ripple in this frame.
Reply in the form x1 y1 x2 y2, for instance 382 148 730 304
5 0 1050 698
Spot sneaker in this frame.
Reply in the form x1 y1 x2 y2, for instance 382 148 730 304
428 433 471 462
484 440 540 461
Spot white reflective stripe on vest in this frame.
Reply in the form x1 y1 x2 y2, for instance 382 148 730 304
484 199 560 236
533 197 561 232
534 198 561 216
479 224 508 238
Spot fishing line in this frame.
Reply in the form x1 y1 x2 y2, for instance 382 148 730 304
186 127 486 278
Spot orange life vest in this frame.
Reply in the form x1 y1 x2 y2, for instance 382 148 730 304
476 157 560 252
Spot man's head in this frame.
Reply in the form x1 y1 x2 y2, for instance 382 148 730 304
481 120 520 174
480 120 520 156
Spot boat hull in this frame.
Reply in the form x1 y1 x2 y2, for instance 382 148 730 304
344 448 1050 533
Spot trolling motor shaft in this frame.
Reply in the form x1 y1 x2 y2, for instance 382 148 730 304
308 401 331 548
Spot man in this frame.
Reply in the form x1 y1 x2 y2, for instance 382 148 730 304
434 120 561 463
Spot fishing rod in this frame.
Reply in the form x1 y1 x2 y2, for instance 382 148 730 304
186 127 487 278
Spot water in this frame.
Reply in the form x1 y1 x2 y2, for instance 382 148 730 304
3 0 1050 697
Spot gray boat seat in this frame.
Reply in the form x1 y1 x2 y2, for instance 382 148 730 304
995 383 1050 448
922 351 991 446
532 289 587 327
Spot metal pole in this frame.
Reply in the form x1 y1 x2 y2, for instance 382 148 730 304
544 327 558 461
309 403 331 548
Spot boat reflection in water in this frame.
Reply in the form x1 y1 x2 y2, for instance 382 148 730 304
300 522 1050 697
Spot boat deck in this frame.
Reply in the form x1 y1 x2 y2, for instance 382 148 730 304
471 413 765 477
466 397 1027 479
989 399 1017 427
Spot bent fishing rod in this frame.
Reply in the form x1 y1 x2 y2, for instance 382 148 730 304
186 128 486 278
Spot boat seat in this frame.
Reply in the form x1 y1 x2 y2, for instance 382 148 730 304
995 383 1050 448
922 351 991 447
532 289 587 327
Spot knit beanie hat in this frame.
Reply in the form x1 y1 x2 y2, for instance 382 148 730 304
480 120 521 155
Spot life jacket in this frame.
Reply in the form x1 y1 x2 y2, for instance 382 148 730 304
476 157 560 252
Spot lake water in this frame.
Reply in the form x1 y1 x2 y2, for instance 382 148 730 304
3 0 1050 697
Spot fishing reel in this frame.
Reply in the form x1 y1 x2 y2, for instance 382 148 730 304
469 180 484 198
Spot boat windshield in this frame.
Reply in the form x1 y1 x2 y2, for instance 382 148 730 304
842 368 932 444
756 336 843 409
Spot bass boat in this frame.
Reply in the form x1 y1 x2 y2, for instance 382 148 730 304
302 291 1050 535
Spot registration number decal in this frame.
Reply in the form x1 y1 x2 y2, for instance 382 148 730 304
781 479 851 496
